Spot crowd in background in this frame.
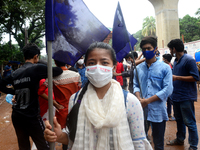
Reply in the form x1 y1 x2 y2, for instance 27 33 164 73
0 36 199 150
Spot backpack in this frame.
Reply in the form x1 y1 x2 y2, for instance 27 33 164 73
66 89 128 142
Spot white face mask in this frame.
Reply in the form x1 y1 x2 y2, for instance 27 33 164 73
77 59 84 65
127 60 132 65
173 53 176 57
85 65 113 88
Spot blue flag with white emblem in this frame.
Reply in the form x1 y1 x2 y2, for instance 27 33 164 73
45 0 110 66
112 2 137 62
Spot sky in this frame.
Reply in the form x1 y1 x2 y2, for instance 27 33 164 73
2 0 200 55
83 0 200 34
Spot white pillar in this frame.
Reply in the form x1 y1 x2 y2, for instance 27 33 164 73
149 0 180 48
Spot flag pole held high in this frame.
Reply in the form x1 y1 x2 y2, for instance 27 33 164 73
112 2 143 98
45 0 55 149
46 0 110 66
45 0 110 148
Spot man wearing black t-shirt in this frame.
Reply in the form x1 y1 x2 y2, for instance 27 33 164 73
0 43 63 150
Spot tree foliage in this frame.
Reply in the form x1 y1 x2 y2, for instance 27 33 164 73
196 8 200 18
133 16 156 51
133 30 144 51
142 16 156 37
179 14 200 42
0 0 45 50
0 42 24 64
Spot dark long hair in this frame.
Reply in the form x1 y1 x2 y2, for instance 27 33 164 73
67 42 117 142
84 42 117 66
66 81 89 142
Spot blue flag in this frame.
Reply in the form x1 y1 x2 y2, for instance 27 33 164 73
45 0 110 66
112 2 137 62
195 48 200 64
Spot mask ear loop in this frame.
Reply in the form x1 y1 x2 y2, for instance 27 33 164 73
153 47 157 53
112 66 115 73
153 47 158 55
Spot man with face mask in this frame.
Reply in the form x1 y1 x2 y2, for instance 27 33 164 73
155 50 160 61
75 56 88 87
166 39 199 150
134 36 173 150
113 52 145 93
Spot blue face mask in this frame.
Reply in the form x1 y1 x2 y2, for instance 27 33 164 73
142 47 157 59
156 57 160 60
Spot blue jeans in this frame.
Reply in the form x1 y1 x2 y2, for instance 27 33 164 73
151 121 166 150
167 97 172 115
173 101 198 150
143 106 166 150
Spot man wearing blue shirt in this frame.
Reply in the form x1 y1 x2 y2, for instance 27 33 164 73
134 36 173 150
75 56 88 87
167 39 199 150
3 62 12 78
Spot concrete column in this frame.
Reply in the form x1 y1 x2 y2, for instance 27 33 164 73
149 0 180 48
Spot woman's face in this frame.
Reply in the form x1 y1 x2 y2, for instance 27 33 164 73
85 48 114 67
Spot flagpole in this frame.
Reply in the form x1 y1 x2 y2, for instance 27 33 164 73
114 2 143 98
128 41 143 99
128 41 150 135
47 41 55 150
115 1 147 136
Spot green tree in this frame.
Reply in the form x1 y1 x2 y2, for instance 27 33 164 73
179 14 200 42
0 42 24 64
133 30 144 51
142 16 156 37
0 0 45 50
196 8 200 18
195 8 200 25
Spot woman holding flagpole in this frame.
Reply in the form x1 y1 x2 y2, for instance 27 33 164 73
44 42 152 150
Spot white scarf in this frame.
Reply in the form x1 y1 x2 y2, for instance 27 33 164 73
72 79 134 150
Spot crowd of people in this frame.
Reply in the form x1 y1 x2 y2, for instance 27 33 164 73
0 36 199 150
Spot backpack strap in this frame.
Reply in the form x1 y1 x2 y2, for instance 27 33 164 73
122 89 128 108
73 90 80 105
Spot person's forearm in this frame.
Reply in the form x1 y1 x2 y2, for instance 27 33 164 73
135 92 159 103
136 53 143 60
39 93 59 107
174 75 197 82
135 92 141 99
139 94 160 108
56 132 69 145
135 58 145 66
115 73 122 76
39 93 48 100
146 95 160 104
113 72 122 76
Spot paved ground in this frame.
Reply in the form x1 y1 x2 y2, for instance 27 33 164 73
0 92 200 150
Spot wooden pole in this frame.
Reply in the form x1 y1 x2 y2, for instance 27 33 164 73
182 34 184 43
25 28 29 45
